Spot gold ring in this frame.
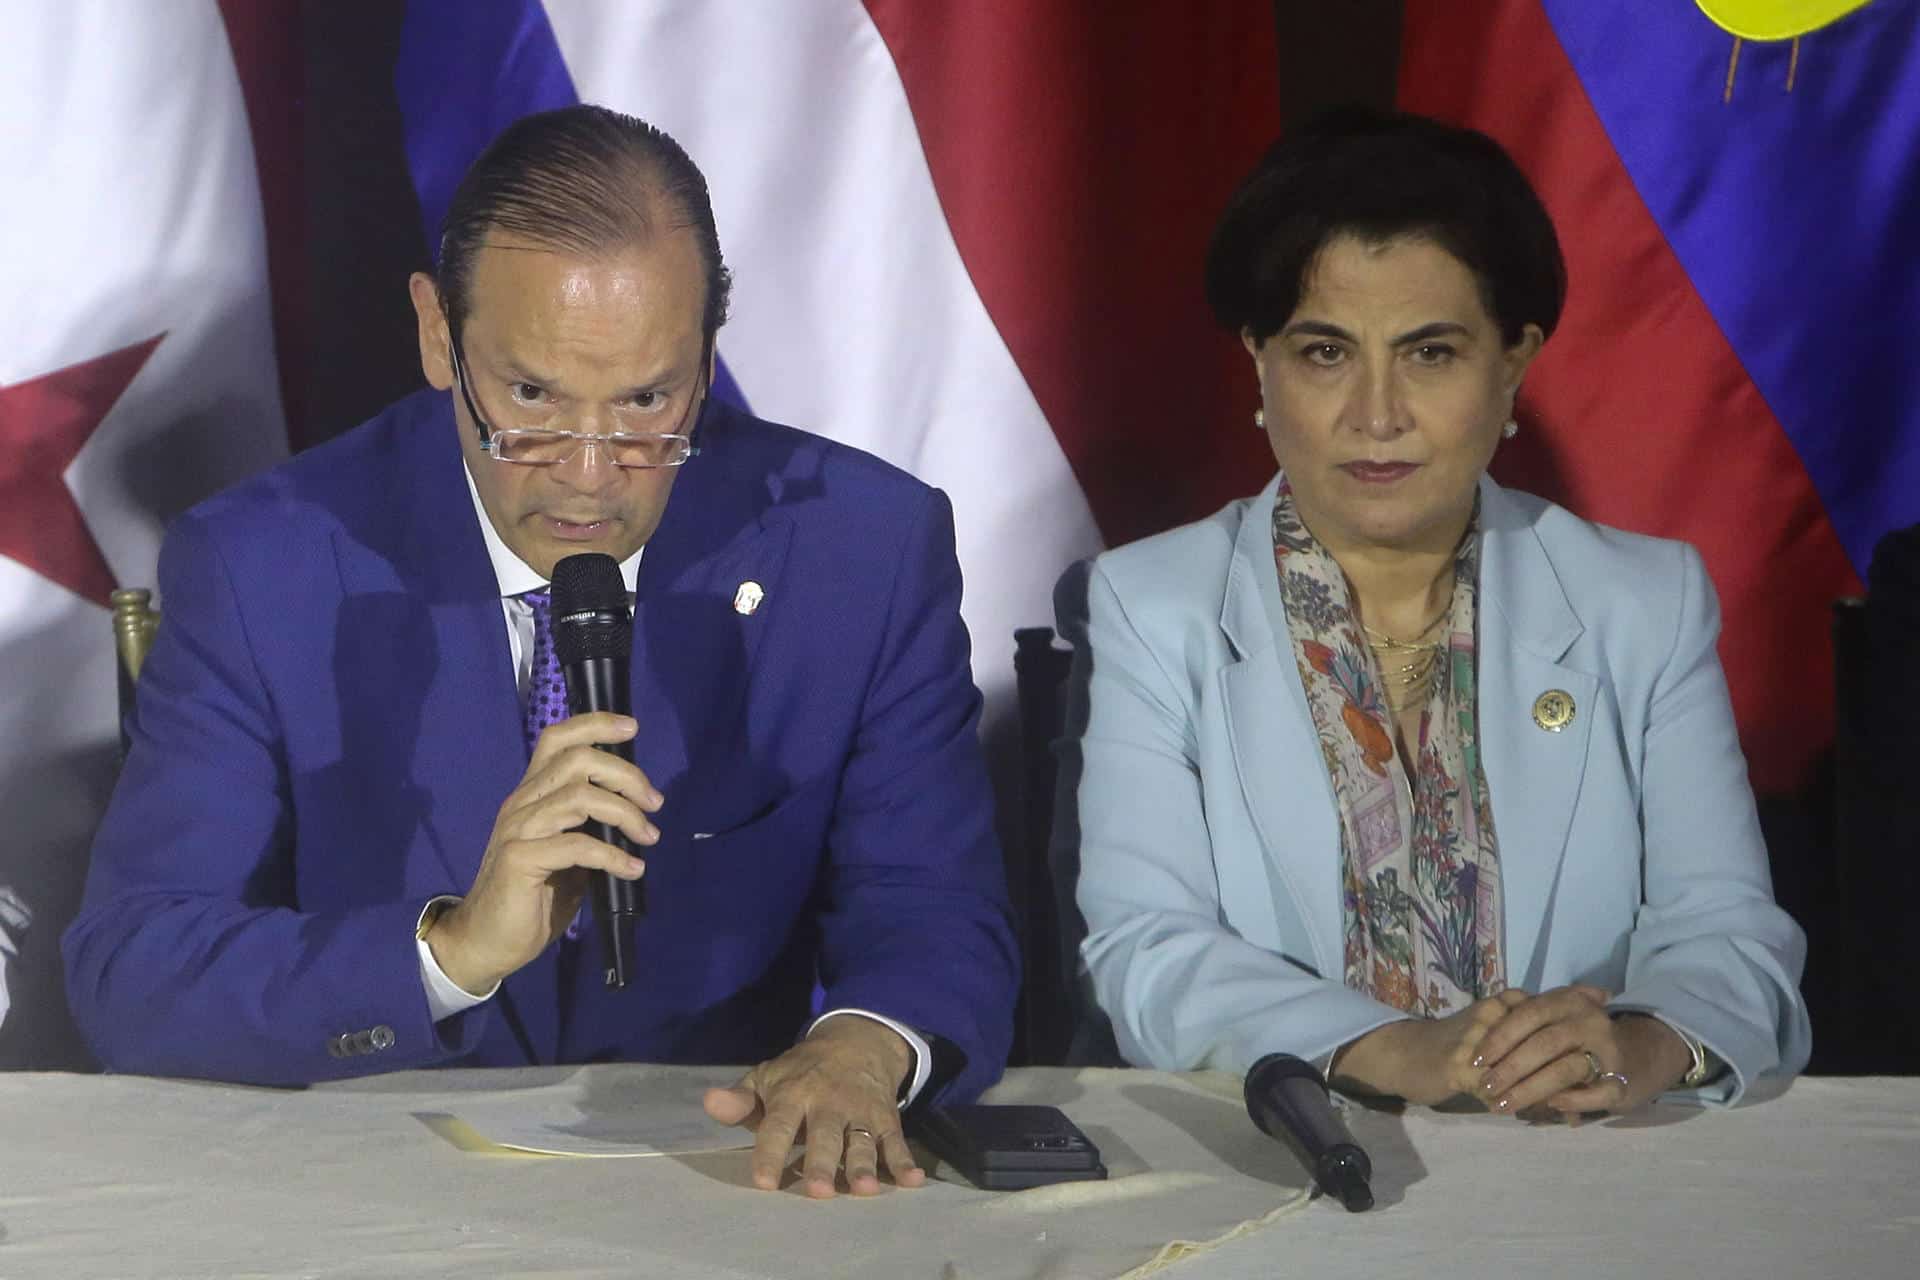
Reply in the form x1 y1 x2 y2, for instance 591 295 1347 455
1581 1050 1603 1084
846 1126 875 1140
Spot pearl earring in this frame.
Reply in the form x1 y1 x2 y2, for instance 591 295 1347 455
1502 419 1519 439
1255 408 1265 430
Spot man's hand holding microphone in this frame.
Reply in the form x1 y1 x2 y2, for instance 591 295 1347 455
422 711 654 996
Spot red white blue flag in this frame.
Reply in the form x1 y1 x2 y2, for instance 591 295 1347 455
393 0 1279 730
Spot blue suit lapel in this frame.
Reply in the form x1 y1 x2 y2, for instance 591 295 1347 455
624 410 795 828
358 397 559 1062
387 402 527 882
1476 479 1596 991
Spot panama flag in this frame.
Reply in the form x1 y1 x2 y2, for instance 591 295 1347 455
394 0 1279 743
0 2 287 1063
1400 0 1920 792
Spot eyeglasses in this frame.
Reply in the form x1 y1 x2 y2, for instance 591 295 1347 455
448 330 708 469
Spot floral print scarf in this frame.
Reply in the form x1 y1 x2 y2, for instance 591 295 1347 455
1271 479 1506 1015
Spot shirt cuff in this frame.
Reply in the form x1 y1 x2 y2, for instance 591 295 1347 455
415 896 499 1022
1616 1008 1723 1086
808 1008 932 1107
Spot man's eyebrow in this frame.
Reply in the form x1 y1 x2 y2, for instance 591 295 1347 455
490 356 553 385
486 355 694 397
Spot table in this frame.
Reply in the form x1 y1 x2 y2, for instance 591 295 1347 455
2 1066 1913 1278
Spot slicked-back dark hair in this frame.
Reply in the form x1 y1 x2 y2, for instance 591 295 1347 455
1205 106 1565 348
435 104 732 343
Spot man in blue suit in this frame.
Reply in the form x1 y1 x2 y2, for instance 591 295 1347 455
64 106 1016 1199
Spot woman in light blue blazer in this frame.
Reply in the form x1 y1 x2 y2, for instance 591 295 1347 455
1058 109 1809 1117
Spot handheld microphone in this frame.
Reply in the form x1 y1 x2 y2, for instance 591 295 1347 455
1244 1053 1374 1212
550 552 643 989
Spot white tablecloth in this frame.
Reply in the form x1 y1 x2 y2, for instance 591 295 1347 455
1 1066 1913 1278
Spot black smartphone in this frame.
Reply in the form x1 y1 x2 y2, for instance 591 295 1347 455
910 1103 1108 1191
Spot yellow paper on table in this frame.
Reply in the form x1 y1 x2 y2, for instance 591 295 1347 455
434 1071 756 1158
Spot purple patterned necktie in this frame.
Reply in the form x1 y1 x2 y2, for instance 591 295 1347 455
521 587 587 941
521 588 568 753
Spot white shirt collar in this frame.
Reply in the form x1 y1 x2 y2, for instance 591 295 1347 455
462 460 643 598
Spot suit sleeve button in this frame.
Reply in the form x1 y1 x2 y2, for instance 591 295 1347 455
370 1025 395 1051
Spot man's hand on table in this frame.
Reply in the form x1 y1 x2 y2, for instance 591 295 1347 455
703 1015 924 1198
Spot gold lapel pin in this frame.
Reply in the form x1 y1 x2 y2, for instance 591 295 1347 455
1532 689 1576 732
733 581 765 616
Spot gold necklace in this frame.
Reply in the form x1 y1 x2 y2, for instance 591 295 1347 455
1362 609 1448 715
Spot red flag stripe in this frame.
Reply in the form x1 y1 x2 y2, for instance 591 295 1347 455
861 1 1284 548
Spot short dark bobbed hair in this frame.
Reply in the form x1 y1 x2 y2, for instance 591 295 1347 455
1205 107 1565 348
436 104 732 344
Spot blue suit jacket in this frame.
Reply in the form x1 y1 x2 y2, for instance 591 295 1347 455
65 391 1016 1097
1057 473 1810 1103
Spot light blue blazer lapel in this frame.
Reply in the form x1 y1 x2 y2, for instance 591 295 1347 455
1476 478 1597 991
1217 477 1345 975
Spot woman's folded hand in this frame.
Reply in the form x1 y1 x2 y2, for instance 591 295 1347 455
1330 988 1530 1106
1471 986 1694 1119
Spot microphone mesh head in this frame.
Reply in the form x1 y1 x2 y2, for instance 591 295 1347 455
550 553 631 665
551 553 628 614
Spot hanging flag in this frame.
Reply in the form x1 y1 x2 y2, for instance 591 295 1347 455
0 1 289 1064
1399 0 1919 791
392 0 1279 729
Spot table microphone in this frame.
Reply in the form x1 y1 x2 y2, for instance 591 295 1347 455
550 552 643 989
1244 1052 1374 1212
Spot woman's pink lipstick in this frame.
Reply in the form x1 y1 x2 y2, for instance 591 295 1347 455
1340 461 1420 484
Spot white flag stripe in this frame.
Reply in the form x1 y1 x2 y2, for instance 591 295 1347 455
542 0 1105 719
0 0 284 1057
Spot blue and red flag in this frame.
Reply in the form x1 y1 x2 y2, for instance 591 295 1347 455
1401 0 1920 791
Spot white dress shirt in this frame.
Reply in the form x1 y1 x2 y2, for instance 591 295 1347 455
414 465 930 1104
